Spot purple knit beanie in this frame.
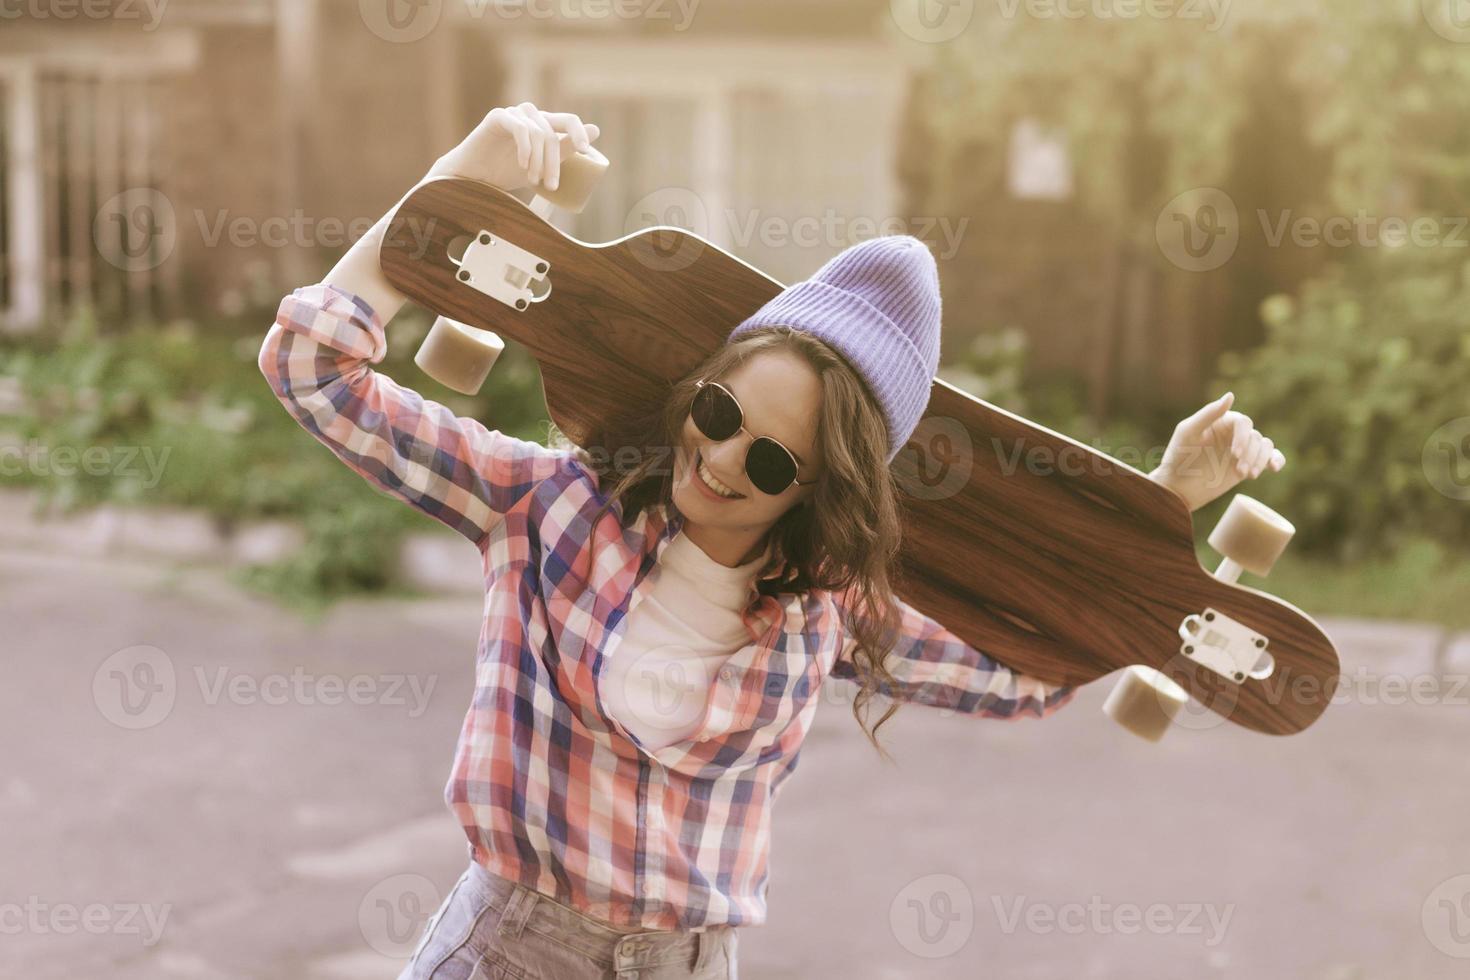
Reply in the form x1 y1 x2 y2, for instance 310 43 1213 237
726 235 941 464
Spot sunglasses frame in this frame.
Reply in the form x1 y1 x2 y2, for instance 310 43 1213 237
690 378 819 496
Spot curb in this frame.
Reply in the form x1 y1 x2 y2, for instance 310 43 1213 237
0 487 482 595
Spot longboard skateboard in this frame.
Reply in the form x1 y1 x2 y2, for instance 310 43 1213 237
379 173 1341 739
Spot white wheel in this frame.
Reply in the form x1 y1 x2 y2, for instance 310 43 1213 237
529 133 610 215
1102 666 1190 742
414 316 505 395
1207 494 1295 579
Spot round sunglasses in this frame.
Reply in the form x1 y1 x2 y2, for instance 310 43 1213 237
689 379 818 496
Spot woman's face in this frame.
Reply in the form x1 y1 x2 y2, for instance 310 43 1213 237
671 349 824 535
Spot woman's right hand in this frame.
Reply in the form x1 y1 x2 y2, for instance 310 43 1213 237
425 102 600 194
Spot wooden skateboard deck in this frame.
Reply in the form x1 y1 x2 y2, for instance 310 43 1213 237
380 177 1341 736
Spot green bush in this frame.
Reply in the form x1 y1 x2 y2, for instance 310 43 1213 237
1216 246 1470 561
939 326 1158 473
0 302 554 602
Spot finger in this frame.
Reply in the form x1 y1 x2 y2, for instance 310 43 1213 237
544 111 595 152
539 129 561 189
1229 413 1254 460
513 103 552 185
526 107 561 189
497 108 532 172
1268 447 1286 471
1237 430 1262 477
1177 391 1234 438
1249 436 1274 478
532 111 561 189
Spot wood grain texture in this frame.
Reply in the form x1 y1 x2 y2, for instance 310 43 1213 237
382 177 1341 735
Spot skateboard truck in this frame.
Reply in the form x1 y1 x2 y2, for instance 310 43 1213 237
453 231 552 312
1103 494 1296 741
409 232 552 396
412 134 609 396
1179 607 1274 684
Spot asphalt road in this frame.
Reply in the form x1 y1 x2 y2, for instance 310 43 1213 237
3 543 1468 979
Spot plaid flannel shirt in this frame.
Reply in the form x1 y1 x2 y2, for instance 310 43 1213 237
258 282 1076 931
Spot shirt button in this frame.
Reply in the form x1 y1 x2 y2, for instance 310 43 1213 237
719 667 733 681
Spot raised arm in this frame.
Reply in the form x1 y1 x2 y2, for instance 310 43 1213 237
257 103 601 549
829 586 1077 720
258 283 571 547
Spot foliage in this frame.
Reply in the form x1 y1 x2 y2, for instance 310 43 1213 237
915 0 1470 227
0 304 553 602
940 326 1159 470
1216 245 1470 561
911 0 1470 572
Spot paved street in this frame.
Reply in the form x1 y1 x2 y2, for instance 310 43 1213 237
3 543 1468 979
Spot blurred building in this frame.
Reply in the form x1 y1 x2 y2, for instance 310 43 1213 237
0 0 1305 411
0 0 911 326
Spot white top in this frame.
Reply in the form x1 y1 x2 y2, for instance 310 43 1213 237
600 529 771 751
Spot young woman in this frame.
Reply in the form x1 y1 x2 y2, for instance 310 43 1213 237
259 103 1284 980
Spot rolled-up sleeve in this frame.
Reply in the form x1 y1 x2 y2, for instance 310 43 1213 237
258 282 570 548
829 586 1077 720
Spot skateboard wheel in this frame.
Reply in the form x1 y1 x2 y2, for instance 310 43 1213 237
529 133 609 214
1102 666 1189 742
1206 494 1295 579
414 316 504 395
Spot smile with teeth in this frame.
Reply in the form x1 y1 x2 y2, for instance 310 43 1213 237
695 451 744 499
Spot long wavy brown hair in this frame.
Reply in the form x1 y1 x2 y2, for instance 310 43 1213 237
548 324 911 759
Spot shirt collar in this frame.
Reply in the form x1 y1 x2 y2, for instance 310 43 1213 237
656 498 791 587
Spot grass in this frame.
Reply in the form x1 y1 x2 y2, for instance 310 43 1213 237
0 302 551 607
3 308 1465 630
1198 536 1470 630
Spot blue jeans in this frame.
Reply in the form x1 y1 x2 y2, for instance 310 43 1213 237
398 861 739 980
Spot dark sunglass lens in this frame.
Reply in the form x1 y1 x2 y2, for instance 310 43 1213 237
747 438 798 495
691 384 742 440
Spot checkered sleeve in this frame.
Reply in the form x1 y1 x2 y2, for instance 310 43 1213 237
258 282 570 547
829 586 1076 720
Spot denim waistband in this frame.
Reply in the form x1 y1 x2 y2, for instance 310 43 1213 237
463 861 729 972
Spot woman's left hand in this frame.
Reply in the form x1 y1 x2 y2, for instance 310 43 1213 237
1148 391 1286 512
